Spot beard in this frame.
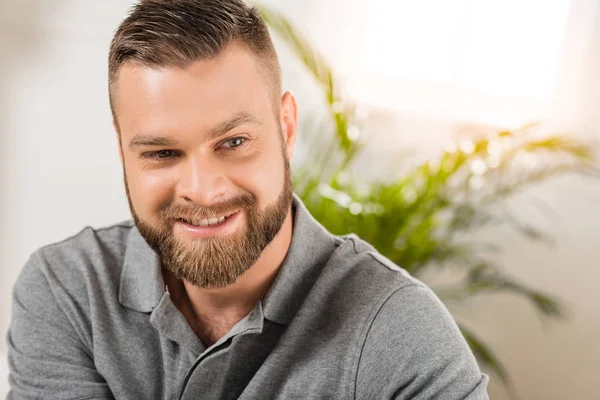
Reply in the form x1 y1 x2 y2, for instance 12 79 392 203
124 149 293 289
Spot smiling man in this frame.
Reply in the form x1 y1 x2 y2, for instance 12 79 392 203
7 1 489 399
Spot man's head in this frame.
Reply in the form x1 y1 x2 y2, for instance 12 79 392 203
109 0 297 289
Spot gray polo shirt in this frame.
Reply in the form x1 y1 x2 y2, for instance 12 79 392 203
7 195 489 399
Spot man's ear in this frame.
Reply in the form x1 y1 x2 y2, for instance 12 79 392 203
113 119 124 164
280 91 298 160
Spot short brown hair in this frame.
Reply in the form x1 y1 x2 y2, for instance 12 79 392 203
108 0 281 119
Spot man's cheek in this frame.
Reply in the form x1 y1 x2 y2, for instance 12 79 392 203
136 173 172 204
230 162 269 192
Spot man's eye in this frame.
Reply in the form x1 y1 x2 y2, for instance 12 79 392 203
221 137 247 149
142 150 178 160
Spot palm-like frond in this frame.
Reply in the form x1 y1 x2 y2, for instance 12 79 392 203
257 5 357 156
458 323 509 383
435 262 564 319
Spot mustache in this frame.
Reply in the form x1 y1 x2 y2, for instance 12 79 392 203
160 192 256 221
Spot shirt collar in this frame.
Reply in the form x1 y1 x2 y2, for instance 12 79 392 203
119 193 338 324
261 194 337 325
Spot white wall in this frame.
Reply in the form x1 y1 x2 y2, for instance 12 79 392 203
0 0 133 357
1 1 599 399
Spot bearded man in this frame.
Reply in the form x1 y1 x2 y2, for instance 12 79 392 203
6 1 489 399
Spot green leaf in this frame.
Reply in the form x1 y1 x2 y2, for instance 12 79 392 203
466 263 564 319
459 324 523 400
256 3 358 164
458 323 508 382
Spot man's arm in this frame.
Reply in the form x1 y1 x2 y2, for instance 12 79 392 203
356 284 489 400
7 251 113 400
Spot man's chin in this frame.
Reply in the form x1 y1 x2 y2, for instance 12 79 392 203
162 239 252 289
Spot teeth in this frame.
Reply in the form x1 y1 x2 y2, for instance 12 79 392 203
181 213 232 226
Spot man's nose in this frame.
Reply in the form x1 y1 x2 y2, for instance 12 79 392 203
177 155 229 206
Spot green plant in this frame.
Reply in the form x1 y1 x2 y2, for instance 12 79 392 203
257 3 599 397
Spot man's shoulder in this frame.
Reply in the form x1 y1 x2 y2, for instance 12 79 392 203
328 233 426 294
16 221 135 299
38 220 135 260
302 232 431 331
329 233 453 336
328 235 489 399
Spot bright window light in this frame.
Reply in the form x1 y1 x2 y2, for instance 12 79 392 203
352 0 572 125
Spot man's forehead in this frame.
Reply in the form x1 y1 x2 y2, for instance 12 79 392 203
113 47 274 135
115 44 264 93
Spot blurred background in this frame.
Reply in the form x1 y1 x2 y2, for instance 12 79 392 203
1 0 599 398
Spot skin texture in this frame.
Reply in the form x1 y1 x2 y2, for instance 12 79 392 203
113 43 298 346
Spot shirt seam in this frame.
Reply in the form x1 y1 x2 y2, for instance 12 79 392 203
36 222 133 253
463 374 490 399
72 394 113 400
347 236 412 275
93 221 134 233
352 283 423 400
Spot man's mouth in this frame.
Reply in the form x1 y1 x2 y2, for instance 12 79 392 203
177 211 237 227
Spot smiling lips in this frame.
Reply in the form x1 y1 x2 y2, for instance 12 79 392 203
174 210 241 239
178 212 236 227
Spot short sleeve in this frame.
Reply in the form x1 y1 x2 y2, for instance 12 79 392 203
6 251 114 400
356 284 489 400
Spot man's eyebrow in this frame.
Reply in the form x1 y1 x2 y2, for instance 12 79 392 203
128 112 262 152
128 135 178 151
207 112 262 141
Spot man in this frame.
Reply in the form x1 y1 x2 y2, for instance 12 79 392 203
7 1 489 399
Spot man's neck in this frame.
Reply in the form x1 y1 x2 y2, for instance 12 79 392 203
164 207 294 346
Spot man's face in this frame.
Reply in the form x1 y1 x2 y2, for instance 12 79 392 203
113 45 296 289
